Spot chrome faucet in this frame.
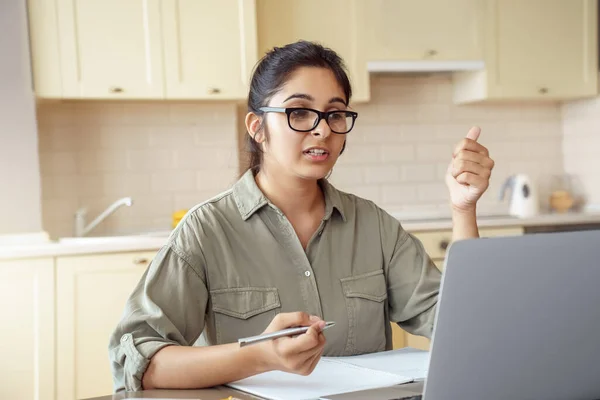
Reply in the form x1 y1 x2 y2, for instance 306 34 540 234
74 197 133 237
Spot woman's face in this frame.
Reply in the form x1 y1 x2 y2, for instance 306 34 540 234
255 67 350 181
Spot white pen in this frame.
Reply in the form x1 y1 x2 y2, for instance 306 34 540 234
238 321 336 347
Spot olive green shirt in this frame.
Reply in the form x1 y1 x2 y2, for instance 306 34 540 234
109 170 442 392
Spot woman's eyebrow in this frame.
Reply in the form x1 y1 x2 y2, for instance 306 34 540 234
282 93 347 106
328 97 347 106
283 93 314 103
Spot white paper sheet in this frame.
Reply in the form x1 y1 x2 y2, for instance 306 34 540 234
228 357 412 400
227 348 429 400
329 347 429 380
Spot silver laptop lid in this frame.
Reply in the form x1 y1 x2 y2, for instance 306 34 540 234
424 230 600 400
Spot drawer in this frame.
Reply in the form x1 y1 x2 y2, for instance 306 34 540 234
412 230 453 259
413 226 524 260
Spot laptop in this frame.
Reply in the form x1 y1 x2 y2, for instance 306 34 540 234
327 229 600 400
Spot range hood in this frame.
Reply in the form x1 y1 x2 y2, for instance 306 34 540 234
367 60 485 73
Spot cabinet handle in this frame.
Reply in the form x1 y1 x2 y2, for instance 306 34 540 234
133 257 149 265
439 240 450 251
208 87 221 94
539 87 549 94
426 49 438 57
110 87 124 93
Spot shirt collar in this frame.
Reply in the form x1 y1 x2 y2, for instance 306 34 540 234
319 178 347 222
232 170 269 221
233 169 347 222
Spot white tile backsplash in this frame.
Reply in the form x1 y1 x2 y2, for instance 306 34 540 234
401 164 436 182
38 101 239 238
381 184 418 204
38 73 575 238
417 183 450 202
562 94 600 208
328 74 564 215
364 165 401 184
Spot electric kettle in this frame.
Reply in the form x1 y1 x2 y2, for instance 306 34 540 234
499 174 540 218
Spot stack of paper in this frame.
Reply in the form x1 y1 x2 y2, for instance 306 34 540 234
340 347 429 379
227 348 429 400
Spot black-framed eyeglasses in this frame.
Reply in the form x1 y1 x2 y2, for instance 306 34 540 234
259 107 358 134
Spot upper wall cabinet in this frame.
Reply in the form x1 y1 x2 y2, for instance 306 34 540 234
361 0 483 62
28 0 597 103
161 0 257 100
28 0 164 99
58 0 164 99
28 0 257 100
453 0 598 103
256 0 370 103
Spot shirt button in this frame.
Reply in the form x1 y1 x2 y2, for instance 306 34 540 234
121 335 129 343
304 271 311 277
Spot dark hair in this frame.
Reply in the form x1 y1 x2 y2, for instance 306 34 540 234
245 40 352 173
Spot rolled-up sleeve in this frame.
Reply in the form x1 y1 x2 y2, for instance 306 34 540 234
379 209 442 338
108 241 208 392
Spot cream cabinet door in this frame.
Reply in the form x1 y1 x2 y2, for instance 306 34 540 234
0 258 55 400
454 0 598 102
28 0 63 98
56 251 156 400
256 0 370 103
55 0 164 98
363 0 483 61
161 0 257 99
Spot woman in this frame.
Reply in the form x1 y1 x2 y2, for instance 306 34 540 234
109 40 494 392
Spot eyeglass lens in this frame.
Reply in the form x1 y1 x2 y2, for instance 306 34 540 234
289 109 354 133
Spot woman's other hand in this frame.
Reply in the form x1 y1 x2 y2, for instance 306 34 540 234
445 126 495 213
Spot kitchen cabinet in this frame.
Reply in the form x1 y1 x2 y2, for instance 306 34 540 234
256 0 370 103
28 0 257 100
453 0 598 103
54 0 165 99
0 258 55 400
56 251 156 400
27 0 62 98
161 0 257 99
391 226 524 350
28 0 597 103
361 0 483 62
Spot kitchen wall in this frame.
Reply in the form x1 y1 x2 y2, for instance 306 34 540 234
38 73 565 238
562 95 600 209
0 0 43 236
329 74 564 219
37 102 239 238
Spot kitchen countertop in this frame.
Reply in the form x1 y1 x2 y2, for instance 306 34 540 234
2 211 600 261
0 235 169 261
397 211 600 232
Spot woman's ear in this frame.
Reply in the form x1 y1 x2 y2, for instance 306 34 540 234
245 112 265 143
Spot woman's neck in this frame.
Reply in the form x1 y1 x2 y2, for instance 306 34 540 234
255 168 324 218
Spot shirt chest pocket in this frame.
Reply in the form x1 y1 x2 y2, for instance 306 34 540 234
210 287 281 345
341 270 388 354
